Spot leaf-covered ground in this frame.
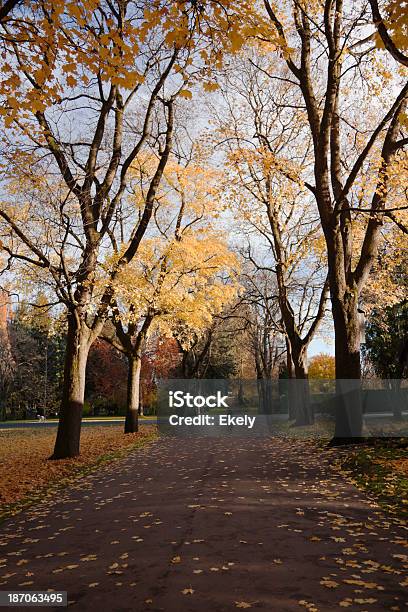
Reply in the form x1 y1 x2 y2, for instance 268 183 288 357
0 426 156 520
0 436 406 611
337 439 408 519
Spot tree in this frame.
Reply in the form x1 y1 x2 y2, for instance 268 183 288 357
99 156 239 432
0 1 213 457
309 354 336 380
240 269 286 414
140 335 181 413
86 340 127 415
0 0 264 457
0 288 13 420
176 307 244 380
363 224 408 312
362 220 408 399
214 54 329 423
2 297 65 418
102 229 238 430
364 300 408 419
224 0 408 440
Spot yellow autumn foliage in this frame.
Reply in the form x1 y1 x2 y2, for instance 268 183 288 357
109 229 239 343
99 152 240 345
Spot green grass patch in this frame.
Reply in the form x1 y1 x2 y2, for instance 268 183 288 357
337 438 408 518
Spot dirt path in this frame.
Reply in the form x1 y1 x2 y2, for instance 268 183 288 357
0 437 407 611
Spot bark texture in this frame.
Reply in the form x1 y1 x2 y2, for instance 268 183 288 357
124 355 142 433
51 314 91 459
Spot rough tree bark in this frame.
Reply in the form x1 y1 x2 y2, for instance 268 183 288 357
100 312 153 434
292 347 313 426
125 353 142 433
51 312 92 459
285 338 296 421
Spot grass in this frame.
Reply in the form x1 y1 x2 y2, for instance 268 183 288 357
0 425 157 523
336 438 408 519
268 417 335 440
1 415 156 423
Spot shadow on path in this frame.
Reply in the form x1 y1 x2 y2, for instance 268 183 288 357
0 438 407 611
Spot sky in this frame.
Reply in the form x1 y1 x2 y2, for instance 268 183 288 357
308 337 334 358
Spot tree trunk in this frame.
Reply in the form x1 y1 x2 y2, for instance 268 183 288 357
285 339 296 420
292 353 313 426
257 378 271 414
238 378 245 407
331 289 363 443
51 313 91 459
125 354 141 433
256 376 264 413
391 378 403 421
264 379 273 414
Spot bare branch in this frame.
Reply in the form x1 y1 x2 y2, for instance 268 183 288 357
369 0 408 67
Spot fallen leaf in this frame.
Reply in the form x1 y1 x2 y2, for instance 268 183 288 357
181 587 194 595
320 579 339 588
